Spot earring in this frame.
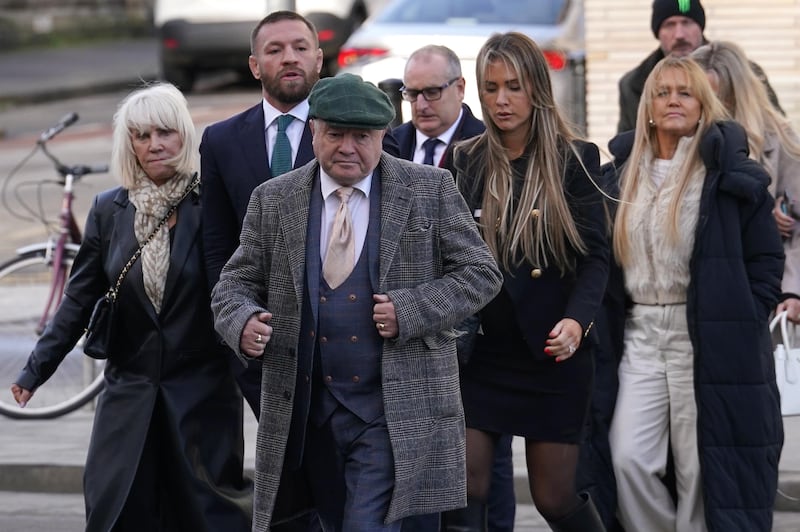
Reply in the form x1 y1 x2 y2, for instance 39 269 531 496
648 118 655 127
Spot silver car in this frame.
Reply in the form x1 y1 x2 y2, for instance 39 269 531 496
337 0 586 132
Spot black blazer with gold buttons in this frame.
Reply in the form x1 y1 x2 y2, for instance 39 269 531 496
450 140 610 360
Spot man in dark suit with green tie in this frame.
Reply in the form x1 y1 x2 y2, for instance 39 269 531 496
201 11 398 420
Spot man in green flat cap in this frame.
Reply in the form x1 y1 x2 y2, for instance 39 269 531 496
212 73 502 531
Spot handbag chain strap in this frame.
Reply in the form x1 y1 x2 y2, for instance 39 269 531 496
106 174 200 302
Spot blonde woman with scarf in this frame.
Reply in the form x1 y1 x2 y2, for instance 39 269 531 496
11 83 252 531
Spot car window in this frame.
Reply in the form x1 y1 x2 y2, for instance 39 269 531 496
375 0 568 25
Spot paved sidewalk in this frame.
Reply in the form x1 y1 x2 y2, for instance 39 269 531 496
2 406 800 510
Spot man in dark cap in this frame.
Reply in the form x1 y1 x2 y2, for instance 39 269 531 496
211 73 502 531
617 0 782 132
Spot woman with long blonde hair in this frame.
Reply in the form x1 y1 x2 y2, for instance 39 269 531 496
444 32 609 531
609 55 784 532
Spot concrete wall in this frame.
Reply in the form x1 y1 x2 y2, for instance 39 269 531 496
586 0 800 156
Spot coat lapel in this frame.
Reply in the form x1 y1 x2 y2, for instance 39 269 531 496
280 164 317 309
296 124 315 168
161 190 200 311
239 104 270 185
376 157 413 290
108 193 159 325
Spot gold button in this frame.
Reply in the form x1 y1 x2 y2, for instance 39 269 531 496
531 268 542 278
348 294 357 301
531 208 540 219
352 376 360 383
350 336 358 343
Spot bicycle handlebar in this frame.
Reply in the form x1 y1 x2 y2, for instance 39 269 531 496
37 112 79 144
35 113 109 181
1 112 110 226
56 164 110 179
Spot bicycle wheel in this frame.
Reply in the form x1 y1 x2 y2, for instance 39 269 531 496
0 250 105 419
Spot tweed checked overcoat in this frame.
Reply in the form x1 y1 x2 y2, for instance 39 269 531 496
212 153 502 530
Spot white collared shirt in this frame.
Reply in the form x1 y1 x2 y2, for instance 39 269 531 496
262 99 310 168
412 108 464 165
319 171 372 263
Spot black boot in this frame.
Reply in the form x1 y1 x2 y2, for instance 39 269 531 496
440 498 487 532
547 492 606 532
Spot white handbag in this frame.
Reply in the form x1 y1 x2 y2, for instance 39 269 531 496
770 310 800 416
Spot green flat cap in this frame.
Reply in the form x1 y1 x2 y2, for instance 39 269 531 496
309 73 395 130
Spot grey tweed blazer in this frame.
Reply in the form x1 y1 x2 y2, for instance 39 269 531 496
212 153 502 529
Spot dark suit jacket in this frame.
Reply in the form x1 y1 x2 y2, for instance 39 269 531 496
391 104 485 168
201 102 401 291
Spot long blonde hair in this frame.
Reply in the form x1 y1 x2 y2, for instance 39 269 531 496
464 31 588 272
110 82 197 190
691 40 800 162
613 56 728 267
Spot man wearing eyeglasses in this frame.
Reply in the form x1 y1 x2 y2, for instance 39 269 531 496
392 45 518 532
392 45 484 170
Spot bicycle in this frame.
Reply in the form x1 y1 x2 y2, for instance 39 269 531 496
0 113 109 419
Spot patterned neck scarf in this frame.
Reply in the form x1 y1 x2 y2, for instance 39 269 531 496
128 172 192 313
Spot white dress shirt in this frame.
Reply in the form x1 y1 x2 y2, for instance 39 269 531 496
319 171 372 264
412 108 464 165
262 99 310 167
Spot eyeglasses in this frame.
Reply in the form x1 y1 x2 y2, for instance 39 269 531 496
399 77 461 102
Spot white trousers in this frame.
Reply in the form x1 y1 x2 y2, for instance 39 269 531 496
609 303 707 532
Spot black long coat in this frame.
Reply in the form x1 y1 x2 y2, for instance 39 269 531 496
609 121 785 531
16 184 251 531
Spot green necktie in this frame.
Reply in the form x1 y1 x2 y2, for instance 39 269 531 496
270 114 294 176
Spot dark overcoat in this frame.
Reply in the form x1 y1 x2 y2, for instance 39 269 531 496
16 184 251 531
212 154 503 530
609 121 785 531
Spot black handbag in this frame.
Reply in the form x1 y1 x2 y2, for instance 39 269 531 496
83 290 117 359
83 175 200 359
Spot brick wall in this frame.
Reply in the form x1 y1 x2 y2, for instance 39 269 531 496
586 0 800 157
